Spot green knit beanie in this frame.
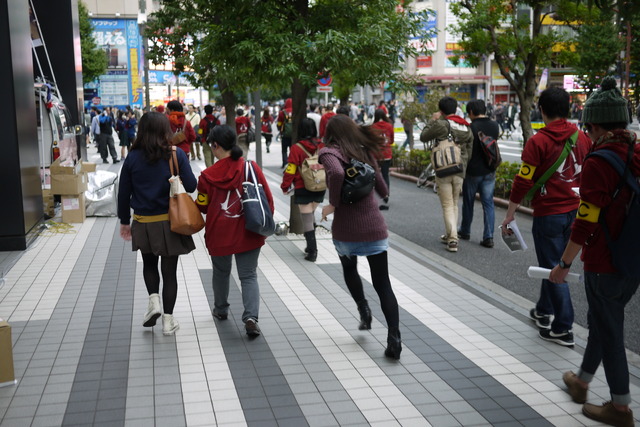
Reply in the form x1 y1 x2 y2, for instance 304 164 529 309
582 76 629 124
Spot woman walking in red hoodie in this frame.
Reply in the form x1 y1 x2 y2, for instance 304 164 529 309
281 117 326 262
196 125 274 337
371 109 394 210
166 100 196 157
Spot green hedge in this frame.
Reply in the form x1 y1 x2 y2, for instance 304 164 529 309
392 147 528 205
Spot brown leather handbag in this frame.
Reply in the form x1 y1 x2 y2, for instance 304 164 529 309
168 147 205 235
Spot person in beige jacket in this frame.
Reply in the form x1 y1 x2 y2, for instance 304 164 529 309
420 96 473 252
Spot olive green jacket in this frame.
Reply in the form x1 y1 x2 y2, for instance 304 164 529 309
420 117 474 175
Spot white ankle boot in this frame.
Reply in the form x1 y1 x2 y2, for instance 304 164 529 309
162 314 180 335
143 294 162 327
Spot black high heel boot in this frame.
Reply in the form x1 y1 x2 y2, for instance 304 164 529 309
357 300 372 330
384 327 402 360
303 231 317 262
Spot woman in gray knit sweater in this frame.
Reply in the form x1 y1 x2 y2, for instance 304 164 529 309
319 115 401 359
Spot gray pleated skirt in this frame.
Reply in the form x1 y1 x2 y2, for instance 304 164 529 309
131 220 196 256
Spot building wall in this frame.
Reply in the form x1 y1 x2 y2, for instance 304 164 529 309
83 0 159 17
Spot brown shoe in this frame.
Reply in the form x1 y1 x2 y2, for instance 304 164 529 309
582 401 634 427
562 371 587 403
245 318 261 337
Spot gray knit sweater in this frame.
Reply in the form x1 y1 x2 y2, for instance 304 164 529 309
318 146 389 242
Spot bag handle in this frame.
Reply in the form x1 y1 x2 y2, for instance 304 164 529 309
524 130 579 201
244 160 267 217
169 146 179 176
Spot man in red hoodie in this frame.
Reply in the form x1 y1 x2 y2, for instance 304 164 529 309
501 87 591 347
318 103 336 139
166 100 196 156
550 77 639 427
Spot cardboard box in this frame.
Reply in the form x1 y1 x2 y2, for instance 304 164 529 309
50 157 81 175
61 194 86 224
51 173 87 196
42 189 55 217
81 161 96 173
0 319 16 387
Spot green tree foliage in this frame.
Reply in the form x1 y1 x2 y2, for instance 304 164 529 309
78 1 107 84
448 0 579 143
145 0 431 138
573 19 621 93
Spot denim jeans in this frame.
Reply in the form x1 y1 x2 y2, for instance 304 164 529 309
436 174 463 241
459 173 495 240
211 247 261 322
578 272 640 405
532 210 576 333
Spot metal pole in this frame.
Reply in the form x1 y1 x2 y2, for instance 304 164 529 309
625 20 631 98
254 89 262 168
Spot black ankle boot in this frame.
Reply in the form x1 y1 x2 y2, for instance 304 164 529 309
303 231 317 262
357 300 372 330
384 327 402 360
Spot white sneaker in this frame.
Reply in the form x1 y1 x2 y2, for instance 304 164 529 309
162 314 180 335
143 294 162 327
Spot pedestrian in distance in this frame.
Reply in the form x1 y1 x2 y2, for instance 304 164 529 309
458 99 500 248
319 102 336 139
196 125 274 337
96 108 119 164
281 117 326 262
186 104 202 161
318 115 401 360
420 96 474 253
371 109 394 210
198 104 220 168
400 115 414 151
550 76 640 427
235 108 253 159
501 86 591 347
261 107 274 153
277 98 294 168
118 112 198 336
116 110 129 160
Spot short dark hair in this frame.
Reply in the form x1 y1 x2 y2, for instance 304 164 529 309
204 104 213 115
336 105 350 116
298 117 317 140
538 87 570 119
236 108 244 116
466 99 486 116
166 100 183 112
438 97 458 115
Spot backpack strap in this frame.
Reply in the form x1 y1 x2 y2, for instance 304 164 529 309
524 130 579 201
295 142 312 158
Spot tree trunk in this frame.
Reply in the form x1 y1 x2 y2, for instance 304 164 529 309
218 79 237 132
291 78 310 143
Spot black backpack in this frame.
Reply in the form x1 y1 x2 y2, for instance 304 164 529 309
587 145 640 278
99 115 113 135
477 131 502 171
204 117 216 143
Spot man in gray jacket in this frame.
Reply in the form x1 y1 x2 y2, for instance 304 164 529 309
420 96 473 252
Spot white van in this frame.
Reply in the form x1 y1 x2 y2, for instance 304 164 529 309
35 82 82 168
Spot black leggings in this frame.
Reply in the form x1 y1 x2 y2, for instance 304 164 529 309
339 251 399 328
141 253 179 315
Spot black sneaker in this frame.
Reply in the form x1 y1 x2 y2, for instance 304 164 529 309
212 311 227 320
529 308 551 329
458 232 470 240
102 159 109 164
539 329 574 347
480 238 494 248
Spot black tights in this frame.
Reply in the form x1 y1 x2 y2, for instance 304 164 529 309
339 251 399 329
141 253 179 315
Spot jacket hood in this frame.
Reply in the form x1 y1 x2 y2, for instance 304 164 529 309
593 129 640 176
199 157 245 190
536 119 579 143
284 98 292 113
296 138 322 153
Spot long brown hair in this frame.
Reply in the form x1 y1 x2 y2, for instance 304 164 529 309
131 112 173 163
323 114 383 164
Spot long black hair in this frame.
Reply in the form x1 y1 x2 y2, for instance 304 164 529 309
210 125 243 160
324 115 383 165
130 112 172 163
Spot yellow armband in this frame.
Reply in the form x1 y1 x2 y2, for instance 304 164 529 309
196 192 209 206
284 163 297 175
577 200 601 223
517 162 536 180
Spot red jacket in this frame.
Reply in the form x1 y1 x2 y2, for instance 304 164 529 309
196 157 274 256
509 119 591 216
281 139 325 192
277 98 293 133
235 116 252 135
198 114 220 142
372 120 394 160
319 111 336 138
169 112 196 154
261 115 274 134
570 130 640 274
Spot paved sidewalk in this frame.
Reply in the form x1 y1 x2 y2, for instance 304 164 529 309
0 143 639 426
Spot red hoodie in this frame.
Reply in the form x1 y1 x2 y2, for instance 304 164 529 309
570 130 640 274
509 119 592 216
169 112 196 155
372 120 394 160
196 157 274 256
281 139 325 192
319 111 336 138
277 98 293 132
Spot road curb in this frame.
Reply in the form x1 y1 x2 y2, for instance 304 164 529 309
390 170 534 216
